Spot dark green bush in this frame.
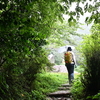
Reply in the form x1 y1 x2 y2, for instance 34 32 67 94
81 32 100 99
74 24 100 100
0 48 52 100
71 76 84 100
72 24 100 100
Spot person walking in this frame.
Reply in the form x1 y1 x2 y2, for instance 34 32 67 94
64 47 76 84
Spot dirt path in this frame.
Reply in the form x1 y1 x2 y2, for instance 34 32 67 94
46 83 73 100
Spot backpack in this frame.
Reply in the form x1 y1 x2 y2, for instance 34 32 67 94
64 51 73 63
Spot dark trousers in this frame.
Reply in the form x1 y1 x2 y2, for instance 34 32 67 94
65 63 74 84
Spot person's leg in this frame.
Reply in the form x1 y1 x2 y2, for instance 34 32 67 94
66 63 74 84
69 64 74 83
66 63 72 84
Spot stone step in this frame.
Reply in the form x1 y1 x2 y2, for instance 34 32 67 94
47 90 71 97
61 84 71 87
46 97 72 100
58 87 70 90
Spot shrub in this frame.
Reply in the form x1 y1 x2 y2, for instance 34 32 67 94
75 24 100 100
71 75 84 100
32 72 68 100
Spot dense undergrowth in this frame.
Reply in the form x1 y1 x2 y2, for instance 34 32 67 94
71 24 100 100
32 71 80 100
32 72 68 100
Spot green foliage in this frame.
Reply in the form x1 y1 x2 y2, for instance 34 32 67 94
0 49 52 100
74 65 84 73
61 0 100 23
1 0 99 99
54 53 63 65
74 23 100 100
71 76 84 100
87 92 100 100
92 93 100 100
52 50 63 65
46 20 80 48
32 72 67 100
71 24 100 100
0 0 68 99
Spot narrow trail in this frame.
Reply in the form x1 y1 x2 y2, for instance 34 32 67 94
46 83 73 100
